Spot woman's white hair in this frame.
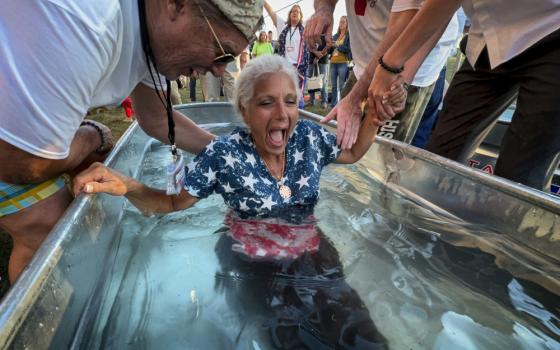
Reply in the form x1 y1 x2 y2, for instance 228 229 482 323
234 55 300 119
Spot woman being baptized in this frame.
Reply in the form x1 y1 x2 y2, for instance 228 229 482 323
73 54 403 259
74 55 403 348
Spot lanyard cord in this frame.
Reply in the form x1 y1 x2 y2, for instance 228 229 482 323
138 0 177 156
288 25 297 42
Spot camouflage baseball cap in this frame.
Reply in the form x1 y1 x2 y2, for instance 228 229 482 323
210 0 264 41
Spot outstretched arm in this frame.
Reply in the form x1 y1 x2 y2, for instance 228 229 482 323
321 9 415 150
264 1 278 28
383 0 461 69
72 162 198 215
369 2 458 113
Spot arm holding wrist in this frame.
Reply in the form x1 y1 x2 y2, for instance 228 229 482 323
350 9 418 102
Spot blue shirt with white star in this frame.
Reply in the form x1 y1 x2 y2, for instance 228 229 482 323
184 119 341 217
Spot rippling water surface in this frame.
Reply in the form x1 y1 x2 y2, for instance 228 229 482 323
83 123 560 349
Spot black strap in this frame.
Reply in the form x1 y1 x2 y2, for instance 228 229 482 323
138 0 177 156
166 79 176 155
378 55 404 74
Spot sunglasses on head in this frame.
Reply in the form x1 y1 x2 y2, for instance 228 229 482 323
197 3 236 65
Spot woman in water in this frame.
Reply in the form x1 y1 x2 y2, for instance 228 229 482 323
73 55 403 348
73 54 403 221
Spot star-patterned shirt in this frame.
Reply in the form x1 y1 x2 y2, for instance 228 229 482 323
184 120 341 217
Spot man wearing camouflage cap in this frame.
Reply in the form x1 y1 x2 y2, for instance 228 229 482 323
0 0 263 283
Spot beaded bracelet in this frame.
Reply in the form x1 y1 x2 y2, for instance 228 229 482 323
378 55 404 74
80 120 105 154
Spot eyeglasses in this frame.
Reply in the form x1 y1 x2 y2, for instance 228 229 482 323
197 4 236 65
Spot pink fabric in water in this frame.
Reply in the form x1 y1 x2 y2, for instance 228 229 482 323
225 214 320 260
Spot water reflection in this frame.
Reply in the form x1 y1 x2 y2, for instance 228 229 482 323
214 208 388 349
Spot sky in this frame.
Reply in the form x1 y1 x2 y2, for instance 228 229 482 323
262 1 347 38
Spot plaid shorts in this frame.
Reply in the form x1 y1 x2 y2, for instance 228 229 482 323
0 176 67 217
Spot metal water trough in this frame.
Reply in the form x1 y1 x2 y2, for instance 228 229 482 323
0 103 558 349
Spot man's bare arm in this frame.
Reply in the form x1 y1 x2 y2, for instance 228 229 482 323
382 0 461 68
0 126 102 184
264 1 278 28
131 83 214 155
349 10 417 108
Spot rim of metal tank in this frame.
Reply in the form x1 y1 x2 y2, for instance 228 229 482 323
0 122 141 348
0 103 558 348
299 108 560 214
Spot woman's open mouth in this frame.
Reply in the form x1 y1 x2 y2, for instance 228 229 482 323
266 128 287 149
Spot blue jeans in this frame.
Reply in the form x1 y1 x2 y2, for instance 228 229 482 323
411 68 446 148
330 63 349 107
307 63 328 104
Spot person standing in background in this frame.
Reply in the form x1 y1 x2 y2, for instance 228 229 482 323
411 11 462 148
329 16 351 108
306 35 330 109
264 0 308 108
189 75 198 102
222 58 240 102
251 31 274 58
267 30 278 52
201 57 240 102
200 71 221 102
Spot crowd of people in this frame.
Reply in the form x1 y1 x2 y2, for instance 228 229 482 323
188 1 355 112
0 1 559 345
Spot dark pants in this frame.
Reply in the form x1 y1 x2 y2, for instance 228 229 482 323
412 68 446 149
427 28 560 190
189 78 197 102
215 233 387 349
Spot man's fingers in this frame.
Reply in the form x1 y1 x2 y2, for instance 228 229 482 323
305 19 322 47
72 163 110 195
337 114 347 146
321 107 337 123
378 101 395 121
350 114 361 148
385 89 406 105
82 181 119 195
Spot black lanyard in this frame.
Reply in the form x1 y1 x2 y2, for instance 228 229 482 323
137 0 177 156
288 26 298 43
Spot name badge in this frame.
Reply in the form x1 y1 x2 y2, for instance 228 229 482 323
166 153 185 195
286 46 295 53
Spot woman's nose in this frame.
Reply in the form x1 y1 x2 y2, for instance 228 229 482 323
275 102 290 120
